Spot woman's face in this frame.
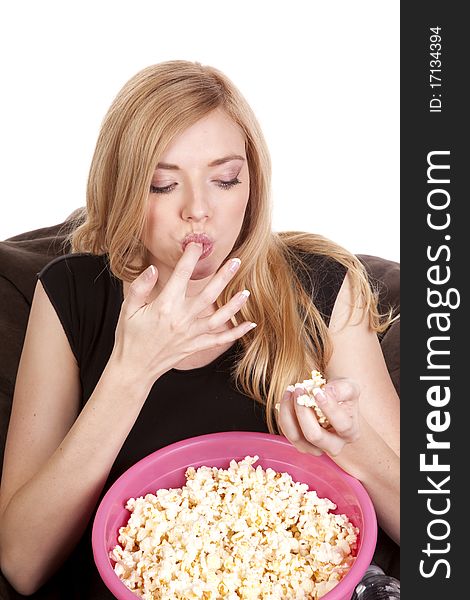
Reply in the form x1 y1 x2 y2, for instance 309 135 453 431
143 108 250 292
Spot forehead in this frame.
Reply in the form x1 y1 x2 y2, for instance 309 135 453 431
158 109 246 168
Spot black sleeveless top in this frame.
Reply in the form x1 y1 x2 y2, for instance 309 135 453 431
30 252 347 599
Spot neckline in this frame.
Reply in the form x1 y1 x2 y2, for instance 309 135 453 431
171 341 239 375
118 277 239 376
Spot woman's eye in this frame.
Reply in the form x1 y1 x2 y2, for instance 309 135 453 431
217 177 241 190
150 183 176 194
149 178 241 194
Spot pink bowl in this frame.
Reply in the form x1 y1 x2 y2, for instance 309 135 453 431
92 431 377 599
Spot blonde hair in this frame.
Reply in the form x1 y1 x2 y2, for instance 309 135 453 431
70 60 390 434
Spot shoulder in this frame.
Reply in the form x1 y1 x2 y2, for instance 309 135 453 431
38 253 110 281
280 232 348 284
36 254 122 364
282 236 348 325
293 251 347 290
37 253 121 317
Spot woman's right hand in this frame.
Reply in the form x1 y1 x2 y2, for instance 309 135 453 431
111 242 255 382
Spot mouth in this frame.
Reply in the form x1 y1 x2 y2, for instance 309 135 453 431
182 233 214 260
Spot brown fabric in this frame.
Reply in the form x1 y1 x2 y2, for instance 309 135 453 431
0 215 400 593
358 253 400 319
348 255 400 578
359 254 400 397
380 319 400 396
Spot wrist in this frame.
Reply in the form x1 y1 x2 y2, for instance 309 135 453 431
105 352 160 399
331 416 398 484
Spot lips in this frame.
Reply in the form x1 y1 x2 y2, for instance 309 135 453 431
182 233 214 260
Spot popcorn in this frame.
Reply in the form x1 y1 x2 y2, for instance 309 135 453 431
111 456 358 599
276 370 330 428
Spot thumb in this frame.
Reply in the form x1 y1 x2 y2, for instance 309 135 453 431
122 264 158 318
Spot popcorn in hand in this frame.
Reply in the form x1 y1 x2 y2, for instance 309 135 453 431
276 370 330 428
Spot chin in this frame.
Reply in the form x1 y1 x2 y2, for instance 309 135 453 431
190 258 219 281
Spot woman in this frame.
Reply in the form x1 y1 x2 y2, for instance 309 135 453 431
0 60 399 597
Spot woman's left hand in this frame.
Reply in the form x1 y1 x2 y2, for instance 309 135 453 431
278 379 361 457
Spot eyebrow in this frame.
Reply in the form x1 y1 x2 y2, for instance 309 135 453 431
156 154 246 170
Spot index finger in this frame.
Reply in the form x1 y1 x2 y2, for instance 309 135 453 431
277 387 323 456
159 242 203 300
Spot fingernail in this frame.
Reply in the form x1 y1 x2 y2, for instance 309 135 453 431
240 289 250 300
229 258 241 273
144 265 156 280
248 322 257 330
315 389 327 404
286 385 295 393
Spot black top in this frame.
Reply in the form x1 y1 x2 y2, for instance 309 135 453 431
29 252 347 599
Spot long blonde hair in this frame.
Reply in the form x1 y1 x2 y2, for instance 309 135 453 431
70 60 389 433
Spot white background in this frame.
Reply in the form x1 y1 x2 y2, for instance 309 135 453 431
0 1 399 261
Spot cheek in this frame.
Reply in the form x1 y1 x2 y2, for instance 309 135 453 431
143 201 168 248
234 191 250 231
143 207 155 243
229 184 250 222
145 198 173 230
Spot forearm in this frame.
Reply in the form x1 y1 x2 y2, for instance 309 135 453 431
331 416 400 545
0 358 154 595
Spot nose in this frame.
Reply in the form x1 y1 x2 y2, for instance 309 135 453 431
181 186 211 222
